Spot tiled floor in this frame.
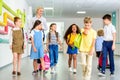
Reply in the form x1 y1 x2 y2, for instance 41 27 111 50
0 53 120 80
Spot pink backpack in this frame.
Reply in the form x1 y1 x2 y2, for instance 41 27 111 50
39 54 50 70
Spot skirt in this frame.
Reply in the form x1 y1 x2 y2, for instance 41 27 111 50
67 46 78 54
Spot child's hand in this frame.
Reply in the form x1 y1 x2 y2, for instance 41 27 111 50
112 44 115 51
10 45 12 49
33 47 37 52
83 29 88 35
89 48 94 56
60 47 62 50
24 45 26 49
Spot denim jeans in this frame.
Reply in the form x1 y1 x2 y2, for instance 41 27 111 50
49 45 58 67
102 41 115 74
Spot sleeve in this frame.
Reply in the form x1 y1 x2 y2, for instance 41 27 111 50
28 18 34 33
43 18 48 31
9 29 13 45
30 30 34 38
111 25 116 33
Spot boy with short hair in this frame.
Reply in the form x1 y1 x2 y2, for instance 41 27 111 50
79 17 97 80
98 14 116 77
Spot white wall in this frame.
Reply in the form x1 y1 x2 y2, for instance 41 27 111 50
0 0 30 68
47 18 103 31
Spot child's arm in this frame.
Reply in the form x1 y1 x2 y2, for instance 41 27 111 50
112 32 116 50
30 31 37 52
58 38 62 49
89 31 97 55
89 39 96 55
46 34 49 52
9 29 13 49
31 37 37 52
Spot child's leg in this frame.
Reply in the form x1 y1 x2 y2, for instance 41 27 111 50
40 58 45 70
108 41 115 74
101 41 108 74
80 52 87 79
73 54 77 69
86 54 93 79
33 59 38 71
49 45 54 67
54 45 58 66
68 54 72 68
13 52 18 72
17 54 22 72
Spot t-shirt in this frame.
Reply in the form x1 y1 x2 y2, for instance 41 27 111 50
30 29 43 38
95 36 104 52
67 33 78 45
47 32 60 45
79 28 97 52
103 23 116 41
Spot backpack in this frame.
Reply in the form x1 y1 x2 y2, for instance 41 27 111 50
74 32 82 48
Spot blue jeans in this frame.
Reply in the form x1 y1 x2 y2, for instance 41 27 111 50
49 45 58 67
102 41 115 74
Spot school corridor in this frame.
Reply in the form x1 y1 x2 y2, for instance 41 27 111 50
1 0 120 80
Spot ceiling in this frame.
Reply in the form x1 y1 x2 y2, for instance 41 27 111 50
26 0 120 18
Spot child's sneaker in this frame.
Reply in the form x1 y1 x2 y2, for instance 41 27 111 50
98 72 106 77
43 70 48 74
12 71 16 76
69 67 73 72
110 73 115 77
51 68 55 74
73 69 77 74
32 71 38 75
54 66 57 72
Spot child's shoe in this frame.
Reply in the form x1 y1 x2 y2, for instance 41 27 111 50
51 68 55 74
73 69 77 74
32 71 38 75
69 67 73 72
17 72 21 76
12 71 16 76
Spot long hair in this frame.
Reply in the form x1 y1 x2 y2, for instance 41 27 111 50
63 24 80 41
30 20 41 32
48 23 58 42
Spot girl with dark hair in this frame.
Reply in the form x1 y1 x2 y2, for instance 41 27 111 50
30 20 45 75
64 24 80 74
46 23 62 74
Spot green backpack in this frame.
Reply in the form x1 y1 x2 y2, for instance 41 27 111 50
74 33 82 48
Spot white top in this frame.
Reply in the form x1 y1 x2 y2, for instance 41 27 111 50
103 23 116 41
30 29 43 38
9 27 27 45
30 16 48 31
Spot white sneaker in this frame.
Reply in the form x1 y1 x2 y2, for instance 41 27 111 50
51 68 55 74
98 72 106 77
54 66 57 72
73 69 77 74
69 67 73 72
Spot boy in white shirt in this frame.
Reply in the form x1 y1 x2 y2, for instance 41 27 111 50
98 14 116 77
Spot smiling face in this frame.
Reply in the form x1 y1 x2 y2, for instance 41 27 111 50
36 8 44 16
51 24 57 31
72 25 77 33
15 19 22 27
37 23 42 30
103 19 111 25
84 22 92 29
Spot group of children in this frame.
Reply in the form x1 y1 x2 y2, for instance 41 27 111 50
10 14 116 80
